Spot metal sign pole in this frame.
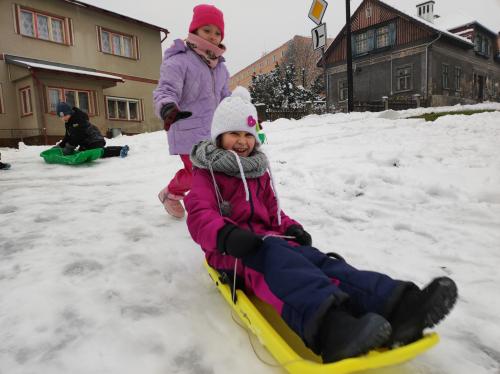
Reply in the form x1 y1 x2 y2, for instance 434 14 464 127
309 0 329 112
322 47 329 112
345 0 354 112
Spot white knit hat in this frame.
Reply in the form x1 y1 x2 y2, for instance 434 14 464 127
211 86 261 144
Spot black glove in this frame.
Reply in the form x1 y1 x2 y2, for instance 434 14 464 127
160 103 192 131
62 144 76 155
285 225 312 246
217 224 263 258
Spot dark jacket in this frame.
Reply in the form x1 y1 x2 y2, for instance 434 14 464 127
60 108 105 150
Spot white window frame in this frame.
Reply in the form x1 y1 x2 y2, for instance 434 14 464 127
339 80 348 101
365 6 372 18
19 86 33 116
396 65 412 92
356 32 369 54
47 87 96 115
455 66 462 91
442 64 449 89
376 26 390 48
98 27 137 59
105 96 142 121
17 7 67 44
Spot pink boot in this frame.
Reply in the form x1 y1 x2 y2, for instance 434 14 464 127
158 187 185 219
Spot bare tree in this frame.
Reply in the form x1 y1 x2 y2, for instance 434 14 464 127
282 36 326 90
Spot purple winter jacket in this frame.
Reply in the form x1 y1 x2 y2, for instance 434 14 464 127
153 39 231 155
184 168 300 273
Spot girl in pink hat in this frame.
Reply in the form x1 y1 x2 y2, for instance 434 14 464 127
154 4 231 219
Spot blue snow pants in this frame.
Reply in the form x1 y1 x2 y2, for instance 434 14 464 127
237 237 407 352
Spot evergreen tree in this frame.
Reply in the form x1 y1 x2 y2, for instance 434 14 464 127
249 63 323 111
311 73 325 97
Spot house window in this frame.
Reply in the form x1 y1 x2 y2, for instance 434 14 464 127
18 7 67 44
339 80 348 101
47 87 96 115
106 97 142 121
0 83 4 114
455 67 462 91
273 55 276 62
98 27 137 59
396 66 412 91
442 64 449 89
355 32 369 54
474 33 491 57
365 6 372 18
376 26 390 48
19 86 33 116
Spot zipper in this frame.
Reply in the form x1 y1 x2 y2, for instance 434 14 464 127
246 180 255 233
210 68 217 108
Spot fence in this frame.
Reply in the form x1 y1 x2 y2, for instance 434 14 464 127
351 97 428 112
257 96 426 121
257 104 327 122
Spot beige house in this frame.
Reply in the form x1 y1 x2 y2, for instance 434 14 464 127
0 0 168 147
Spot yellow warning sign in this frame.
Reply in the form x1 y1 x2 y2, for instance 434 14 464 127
308 0 328 25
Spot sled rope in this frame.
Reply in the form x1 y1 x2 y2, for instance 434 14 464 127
228 257 307 369
232 259 238 304
230 308 306 369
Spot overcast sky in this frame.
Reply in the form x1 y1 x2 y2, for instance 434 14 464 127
85 0 500 75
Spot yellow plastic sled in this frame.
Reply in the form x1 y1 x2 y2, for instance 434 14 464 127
205 262 439 374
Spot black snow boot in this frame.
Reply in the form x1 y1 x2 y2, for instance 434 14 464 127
319 308 392 363
388 277 457 346
0 162 11 170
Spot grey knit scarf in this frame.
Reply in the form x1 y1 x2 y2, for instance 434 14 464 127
190 140 269 178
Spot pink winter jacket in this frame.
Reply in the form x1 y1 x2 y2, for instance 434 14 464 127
184 168 300 271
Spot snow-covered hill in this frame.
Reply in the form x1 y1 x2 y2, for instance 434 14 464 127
1 103 499 374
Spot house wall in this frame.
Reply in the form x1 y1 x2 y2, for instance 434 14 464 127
326 42 426 106
0 0 164 144
230 42 289 90
323 0 500 110
0 59 19 132
430 38 500 106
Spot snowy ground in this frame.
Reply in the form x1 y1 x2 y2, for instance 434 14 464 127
1 103 500 374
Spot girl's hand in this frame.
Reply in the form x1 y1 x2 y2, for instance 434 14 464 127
217 224 263 258
160 103 192 131
285 225 312 246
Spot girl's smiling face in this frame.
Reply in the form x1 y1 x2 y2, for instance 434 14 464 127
221 131 256 157
195 24 222 45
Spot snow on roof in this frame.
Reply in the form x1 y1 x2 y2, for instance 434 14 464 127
434 13 498 36
6 56 124 82
379 0 474 46
456 29 474 34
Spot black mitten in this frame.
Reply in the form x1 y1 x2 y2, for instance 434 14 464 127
217 224 263 258
285 225 312 246
62 144 76 155
160 103 192 131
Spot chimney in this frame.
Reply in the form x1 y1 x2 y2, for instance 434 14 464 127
416 0 435 23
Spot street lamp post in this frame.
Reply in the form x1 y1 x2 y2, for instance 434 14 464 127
345 0 354 112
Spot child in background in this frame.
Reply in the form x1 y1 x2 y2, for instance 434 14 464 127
153 4 231 219
184 87 458 363
55 102 129 158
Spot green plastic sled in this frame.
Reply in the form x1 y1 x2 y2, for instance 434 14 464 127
40 147 104 165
